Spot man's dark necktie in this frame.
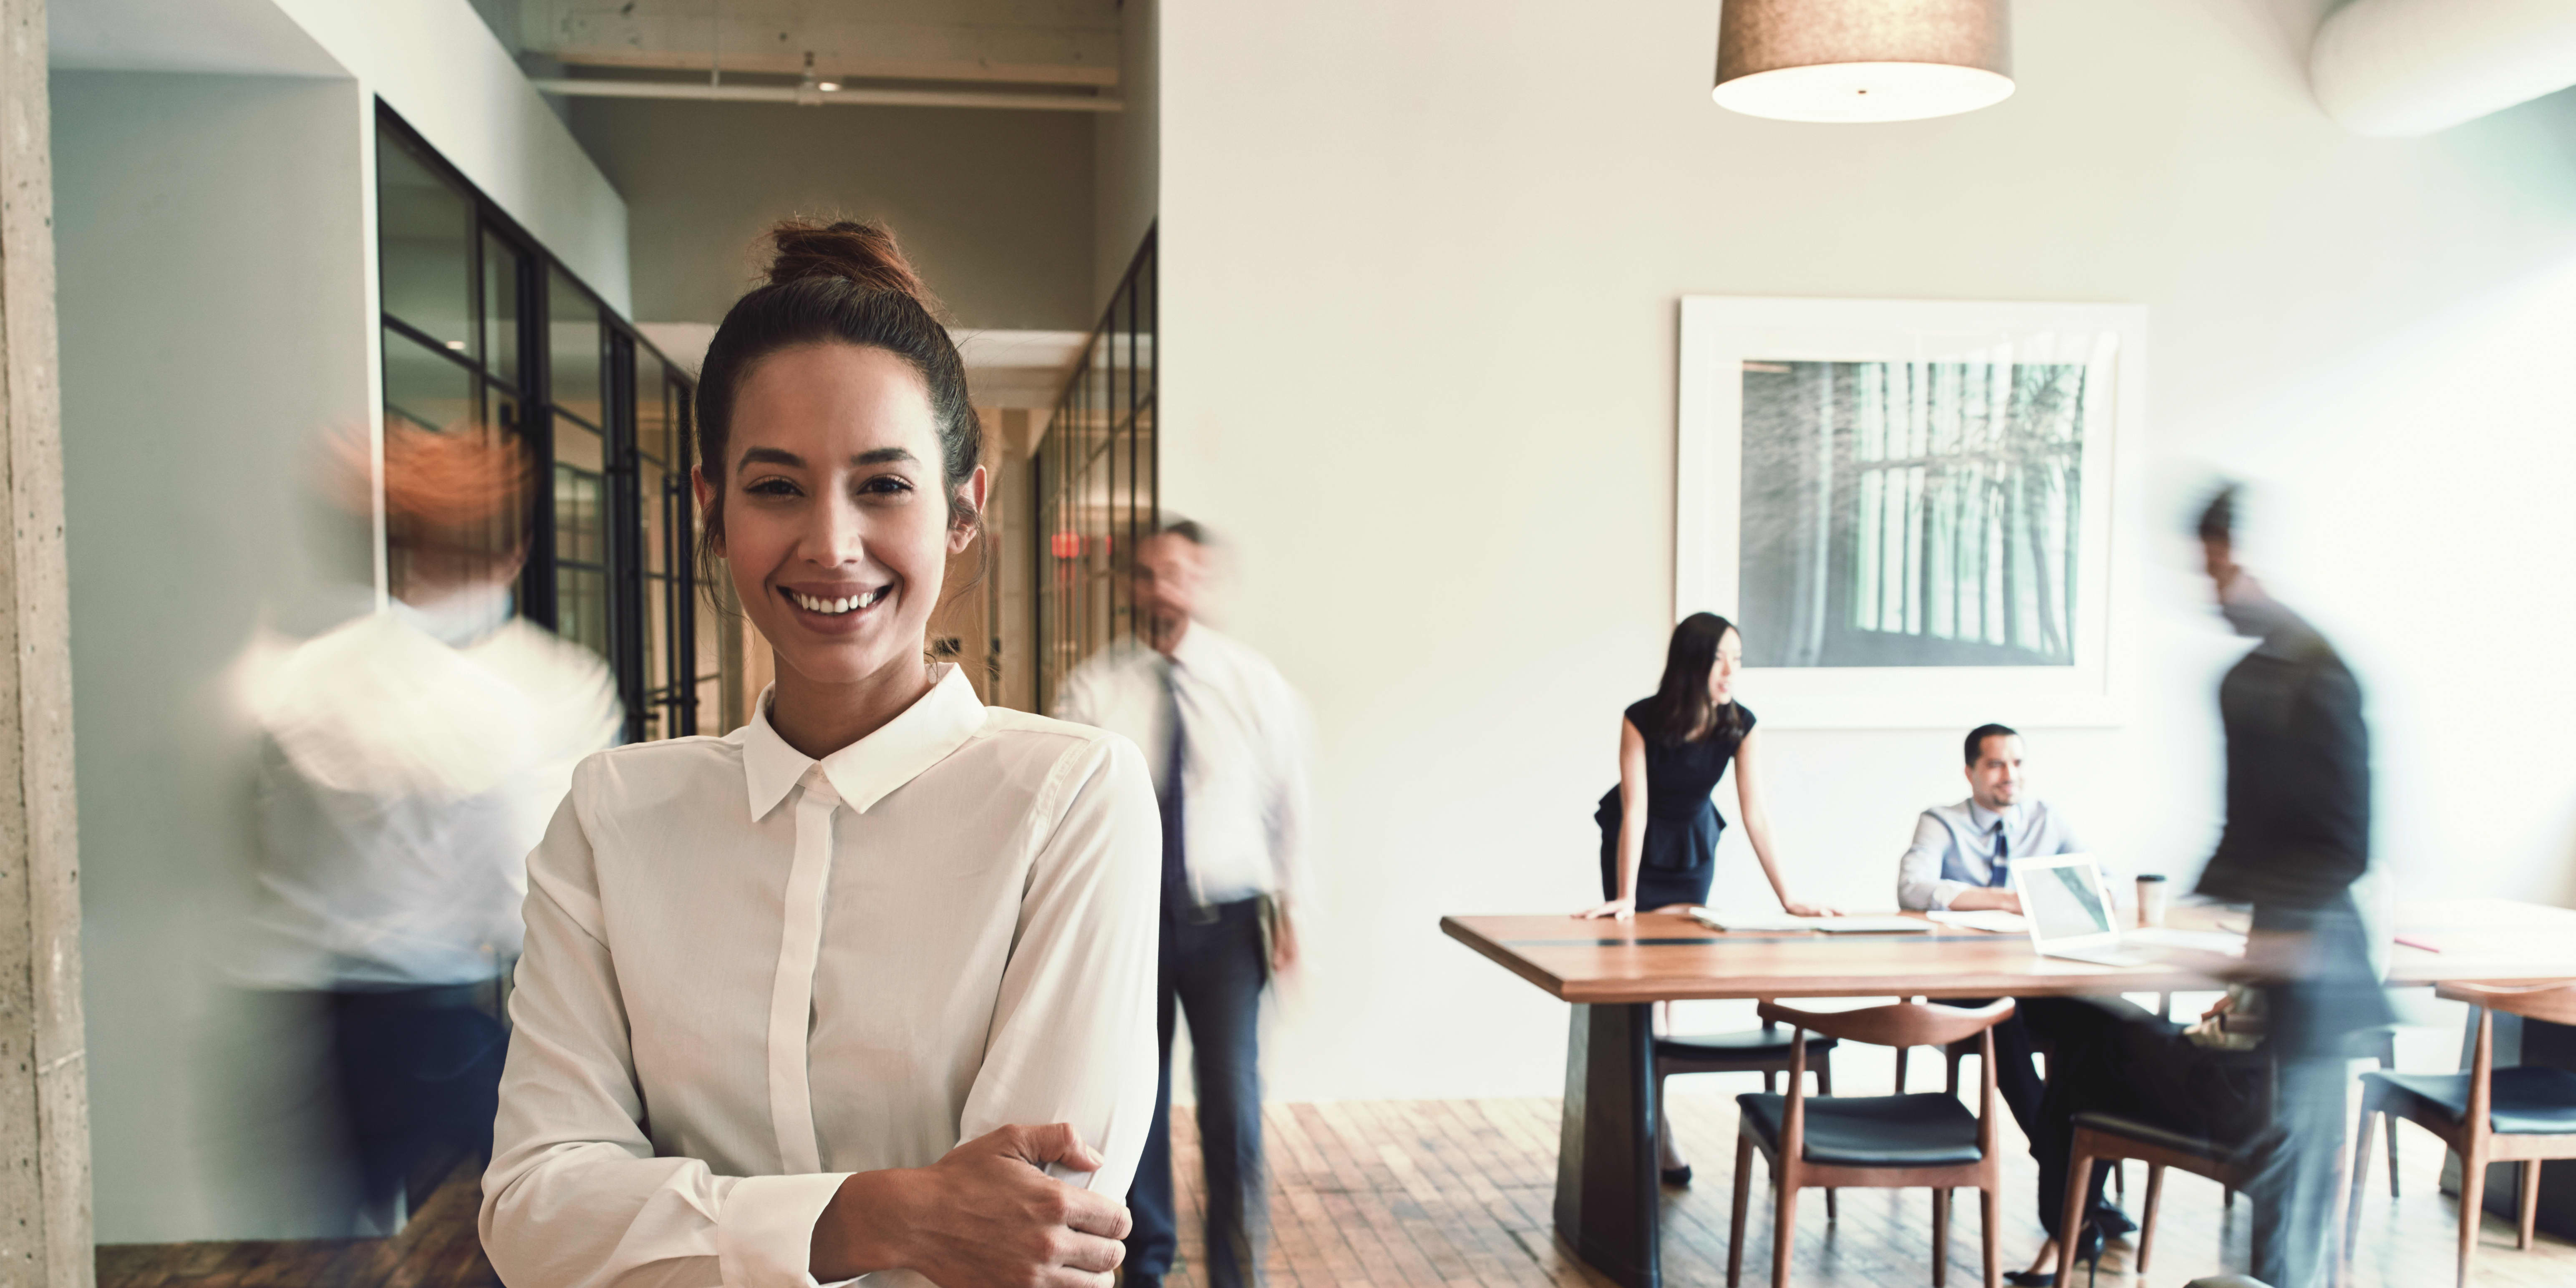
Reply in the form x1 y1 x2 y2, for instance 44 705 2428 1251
1988 818 2011 888
1159 661 1189 913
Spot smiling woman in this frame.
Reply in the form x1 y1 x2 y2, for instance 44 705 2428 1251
479 222 1164 1288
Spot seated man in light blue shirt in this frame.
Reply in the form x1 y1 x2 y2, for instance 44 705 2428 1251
1895 723 2132 1260
1898 723 2083 913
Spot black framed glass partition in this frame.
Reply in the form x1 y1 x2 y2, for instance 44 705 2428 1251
375 105 725 742
1034 229 1156 714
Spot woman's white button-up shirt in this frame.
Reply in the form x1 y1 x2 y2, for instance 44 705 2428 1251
479 665 1162 1288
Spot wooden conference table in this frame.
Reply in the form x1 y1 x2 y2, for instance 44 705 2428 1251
1439 899 2576 1288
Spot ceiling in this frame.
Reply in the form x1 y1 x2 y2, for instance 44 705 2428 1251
511 0 1119 94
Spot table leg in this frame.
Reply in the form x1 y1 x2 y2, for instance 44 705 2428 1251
1555 1002 1659 1288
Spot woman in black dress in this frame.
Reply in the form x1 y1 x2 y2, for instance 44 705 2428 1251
1578 612 1830 920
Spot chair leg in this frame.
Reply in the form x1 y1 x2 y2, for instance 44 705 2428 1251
2377 1033 2402 1198
2519 1161 2542 1252
1764 1068 1777 1094
1772 1173 1800 1288
1979 1185 2000 1288
1932 1187 1951 1288
1815 1052 1837 1221
2112 1160 2124 1202
2459 1148 2488 1288
2344 1092 2377 1264
1947 1051 1962 1099
2056 1143 2095 1286
2138 1163 2165 1272
1727 1130 1753 1288
1895 1045 1911 1092
2387 1112 2402 1198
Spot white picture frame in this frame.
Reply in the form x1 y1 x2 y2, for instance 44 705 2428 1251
1676 296 2146 729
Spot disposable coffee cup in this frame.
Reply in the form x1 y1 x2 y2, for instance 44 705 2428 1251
2136 874 2170 928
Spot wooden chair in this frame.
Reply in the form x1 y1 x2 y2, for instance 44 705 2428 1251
1897 1003 2121 1206
1656 1023 1840 1215
1727 998 2015 1288
2344 980 2576 1286
2215 1022 2399 1212
2055 1110 2257 1283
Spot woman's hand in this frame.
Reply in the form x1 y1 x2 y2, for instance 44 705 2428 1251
812 1123 1132 1287
1779 899 1840 919
1576 896 1637 920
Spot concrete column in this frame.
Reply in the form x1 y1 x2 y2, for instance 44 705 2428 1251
0 1 90 1284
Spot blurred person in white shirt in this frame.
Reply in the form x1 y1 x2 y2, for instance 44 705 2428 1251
244 422 620 1228
1052 520 1311 1288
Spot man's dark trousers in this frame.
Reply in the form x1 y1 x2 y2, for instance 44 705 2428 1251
1124 896 1268 1288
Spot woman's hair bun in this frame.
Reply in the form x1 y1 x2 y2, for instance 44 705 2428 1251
762 218 940 315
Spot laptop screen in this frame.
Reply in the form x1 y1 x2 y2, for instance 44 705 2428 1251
2023 860 2115 942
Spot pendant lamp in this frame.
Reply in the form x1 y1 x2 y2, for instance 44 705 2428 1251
1713 0 2014 123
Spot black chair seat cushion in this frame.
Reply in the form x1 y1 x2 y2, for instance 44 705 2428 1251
1656 1028 1838 1062
2071 1111 2247 1165
2367 1066 2576 1135
1737 1091 1984 1167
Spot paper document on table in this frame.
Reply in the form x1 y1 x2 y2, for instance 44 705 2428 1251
1687 908 1813 933
1808 916 1933 934
1927 910 2029 934
2124 926 2248 956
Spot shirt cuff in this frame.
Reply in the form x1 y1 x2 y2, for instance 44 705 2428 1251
717 1172 854 1288
1929 881 1967 911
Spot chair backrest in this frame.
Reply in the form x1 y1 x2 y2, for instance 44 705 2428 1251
1755 998 2014 1050
1756 998 2013 1175
2431 980 2576 1135
2435 980 2576 1026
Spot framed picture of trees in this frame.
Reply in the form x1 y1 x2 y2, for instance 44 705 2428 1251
1677 297 2145 727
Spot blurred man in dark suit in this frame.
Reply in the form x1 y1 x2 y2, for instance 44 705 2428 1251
2017 487 2388 1288
2193 483 2391 1288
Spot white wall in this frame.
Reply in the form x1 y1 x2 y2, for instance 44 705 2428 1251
56 71 379 1242
1156 0 2576 1102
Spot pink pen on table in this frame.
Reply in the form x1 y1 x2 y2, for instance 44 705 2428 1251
2393 933 2442 953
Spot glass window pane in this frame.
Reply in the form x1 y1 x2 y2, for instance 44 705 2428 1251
383 327 474 432
484 232 522 390
555 417 604 474
642 458 670 579
549 267 603 427
696 674 723 735
490 391 528 557
557 565 608 660
378 130 474 353
645 572 670 719
637 353 671 466
555 426 605 566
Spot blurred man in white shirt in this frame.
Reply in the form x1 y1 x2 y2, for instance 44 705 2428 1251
247 426 619 1231
1051 520 1309 1288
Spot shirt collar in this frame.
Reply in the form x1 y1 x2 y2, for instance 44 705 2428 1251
1965 798 2021 834
728 664 988 819
1166 620 1220 673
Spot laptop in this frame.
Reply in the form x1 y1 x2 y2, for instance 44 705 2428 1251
2010 854 2155 968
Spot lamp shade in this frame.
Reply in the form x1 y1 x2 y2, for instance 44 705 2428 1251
1713 0 2014 123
